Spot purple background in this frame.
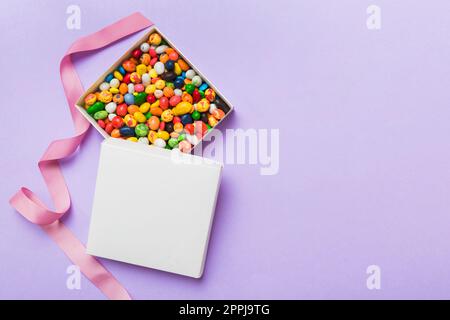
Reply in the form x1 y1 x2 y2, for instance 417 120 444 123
1 0 450 299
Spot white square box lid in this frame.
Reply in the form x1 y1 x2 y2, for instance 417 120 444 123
86 138 222 278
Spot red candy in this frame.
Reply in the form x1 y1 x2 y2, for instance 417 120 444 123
169 95 181 106
192 89 201 103
123 73 131 84
105 122 114 134
147 94 156 104
173 116 181 124
112 116 124 128
159 121 165 131
97 119 106 129
150 57 158 66
169 51 179 61
132 49 142 59
159 96 169 110
116 103 128 117
149 47 157 58
184 123 194 135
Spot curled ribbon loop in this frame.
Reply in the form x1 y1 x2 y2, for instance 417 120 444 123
9 12 154 300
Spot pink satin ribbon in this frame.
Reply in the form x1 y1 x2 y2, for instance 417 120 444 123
9 12 153 300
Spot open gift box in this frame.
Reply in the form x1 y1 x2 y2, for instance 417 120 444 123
75 26 233 278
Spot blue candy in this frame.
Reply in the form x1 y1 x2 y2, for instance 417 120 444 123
105 73 114 82
174 77 184 89
118 66 126 75
180 114 193 125
165 60 175 71
199 83 209 91
124 93 135 105
181 71 186 79
119 126 134 137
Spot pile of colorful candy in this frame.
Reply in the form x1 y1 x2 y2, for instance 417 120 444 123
83 32 231 153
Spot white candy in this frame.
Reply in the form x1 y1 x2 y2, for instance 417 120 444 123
192 75 202 87
99 82 110 91
138 137 149 144
208 103 217 114
141 73 151 86
155 45 168 54
128 83 135 94
185 69 196 80
174 89 183 96
154 61 165 75
153 138 166 148
108 113 117 121
154 89 163 99
109 78 120 89
140 42 150 53
105 102 117 114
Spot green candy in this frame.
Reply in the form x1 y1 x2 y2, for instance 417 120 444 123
185 84 195 94
134 92 147 105
199 90 205 98
145 111 152 119
177 134 185 142
165 82 174 89
168 138 179 148
191 110 201 121
93 110 108 120
86 101 105 115
206 124 212 129
135 123 149 137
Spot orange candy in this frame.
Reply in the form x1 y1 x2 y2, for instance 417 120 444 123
159 53 169 64
177 59 189 71
140 53 151 65
181 92 193 104
111 129 121 138
150 106 163 116
127 105 139 115
113 94 124 104
119 83 128 95
163 87 174 98
169 51 179 61
122 60 136 72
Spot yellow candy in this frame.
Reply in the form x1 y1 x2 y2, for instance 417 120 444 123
150 100 160 109
127 137 138 142
113 71 123 81
124 114 137 127
174 63 182 76
98 90 113 103
149 33 161 45
139 102 151 113
136 64 147 76
109 87 119 94
147 130 158 143
172 101 193 116
134 111 146 123
149 69 158 79
174 122 183 133
196 98 210 112
145 84 156 94
84 93 97 106
155 79 166 90
161 109 174 122
157 130 170 141
208 115 218 127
